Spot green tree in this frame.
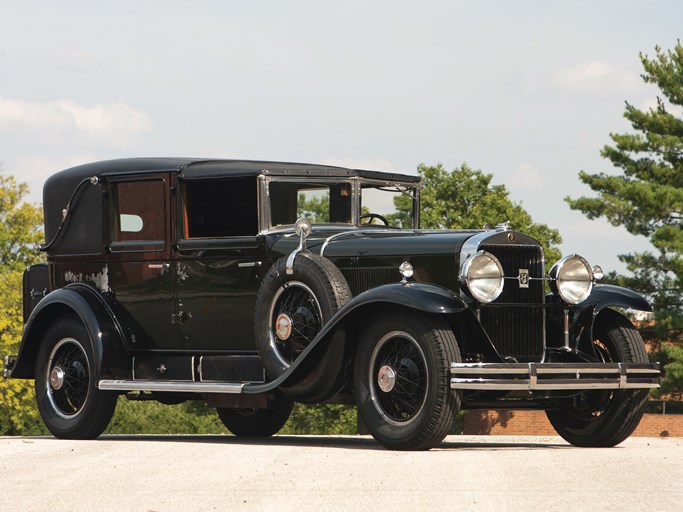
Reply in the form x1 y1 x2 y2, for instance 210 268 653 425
566 42 683 396
298 192 330 223
396 163 563 263
0 170 47 435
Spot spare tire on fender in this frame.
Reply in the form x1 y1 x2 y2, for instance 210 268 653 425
254 253 352 380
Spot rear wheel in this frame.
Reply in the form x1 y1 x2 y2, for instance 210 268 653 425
354 312 461 450
546 309 649 447
216 391 293 437
35 317 117 439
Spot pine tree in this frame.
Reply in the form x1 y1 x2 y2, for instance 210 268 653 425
566 42 683 397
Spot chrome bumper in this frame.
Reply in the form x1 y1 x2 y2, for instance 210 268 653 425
450 362 660 391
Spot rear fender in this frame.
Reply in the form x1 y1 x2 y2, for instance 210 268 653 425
10 285 131 380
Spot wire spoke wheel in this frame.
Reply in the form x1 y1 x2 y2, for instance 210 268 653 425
46 338 91 418
370 332 428 425
546 309 650 447
354 312 461 451
35 317 117 439
269 281 323 367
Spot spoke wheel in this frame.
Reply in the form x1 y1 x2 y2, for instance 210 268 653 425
269 281 323 367
355 312 461 451
254 253 351 380
35 317 117 439
46 338 90 418
370 332 428 426
547 309 649 447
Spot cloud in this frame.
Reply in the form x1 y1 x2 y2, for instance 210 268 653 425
550 61 641 94
0 96 152 146
508 163 547 193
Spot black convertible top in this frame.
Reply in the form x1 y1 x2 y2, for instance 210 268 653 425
41 158 419 256
46 157 420 187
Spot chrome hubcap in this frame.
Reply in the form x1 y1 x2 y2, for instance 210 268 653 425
50 366 65 390
377 365 397 393
275 314 293 341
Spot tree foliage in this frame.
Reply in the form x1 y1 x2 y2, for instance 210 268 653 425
566 42 683 396
397 163 563 263
0 170 47 435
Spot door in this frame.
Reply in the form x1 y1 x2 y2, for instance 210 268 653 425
174 175 267 352
106 174 181 350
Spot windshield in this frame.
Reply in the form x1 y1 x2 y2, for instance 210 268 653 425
267 179 418 229
360 184 416 228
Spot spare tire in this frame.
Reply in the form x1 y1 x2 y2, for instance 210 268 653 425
254 253 352 379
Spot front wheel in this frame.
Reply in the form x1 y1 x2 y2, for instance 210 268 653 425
354 312 461 450
34 317 118 439
547 309 649 447
216 391 293 437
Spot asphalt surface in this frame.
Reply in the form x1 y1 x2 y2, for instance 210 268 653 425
1 435 681 512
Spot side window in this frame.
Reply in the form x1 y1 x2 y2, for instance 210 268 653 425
183 177 258 238
113 180 165 242
269 182 352 227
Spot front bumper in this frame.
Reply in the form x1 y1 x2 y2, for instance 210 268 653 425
450 362 660 391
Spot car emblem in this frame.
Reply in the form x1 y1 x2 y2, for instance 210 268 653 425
518 269 530 288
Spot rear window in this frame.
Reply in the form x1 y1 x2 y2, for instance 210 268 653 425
113 180 165 242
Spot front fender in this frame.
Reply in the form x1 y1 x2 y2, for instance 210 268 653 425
550 284 652 357
248 283 468 400
10 285 130 380
582 284 652 313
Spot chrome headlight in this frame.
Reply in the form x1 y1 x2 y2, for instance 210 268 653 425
459 251 504 303
549 254 593 304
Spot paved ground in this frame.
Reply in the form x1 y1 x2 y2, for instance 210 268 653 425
1 435 681 512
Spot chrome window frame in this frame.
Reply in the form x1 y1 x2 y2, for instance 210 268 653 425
257 174 420 233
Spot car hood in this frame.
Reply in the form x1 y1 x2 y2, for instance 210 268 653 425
267 227 483 260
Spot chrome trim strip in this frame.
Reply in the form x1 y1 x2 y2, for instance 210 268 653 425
320 231 355 256
238 261 262 268
320 228 417 257
449 362 660 391
98 379 245 393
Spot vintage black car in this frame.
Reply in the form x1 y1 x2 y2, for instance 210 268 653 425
4 158 660 450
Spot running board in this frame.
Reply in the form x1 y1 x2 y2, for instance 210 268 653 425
98 380 245 394
450 362 660 391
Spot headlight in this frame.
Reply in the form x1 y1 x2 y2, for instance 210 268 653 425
459 251 504 303
549 254 593 304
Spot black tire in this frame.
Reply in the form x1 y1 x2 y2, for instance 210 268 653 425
354 312 461 450
546 309 649 447
254 253 352 378
34 317 118 439
216 391 293 437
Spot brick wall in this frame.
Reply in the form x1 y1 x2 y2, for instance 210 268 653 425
464 410 683 438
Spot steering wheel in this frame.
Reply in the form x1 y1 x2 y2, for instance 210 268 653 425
360 213 389 226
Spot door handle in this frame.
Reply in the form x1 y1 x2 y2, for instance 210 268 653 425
148 263 171 270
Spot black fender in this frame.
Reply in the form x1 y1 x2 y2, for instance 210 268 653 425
582 284 652 313
546 284 651 358
246 282 468 400
10 284 131 381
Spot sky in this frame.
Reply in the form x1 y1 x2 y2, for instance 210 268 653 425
1 0 681 274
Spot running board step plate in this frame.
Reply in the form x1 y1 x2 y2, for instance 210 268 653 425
98 380 245 394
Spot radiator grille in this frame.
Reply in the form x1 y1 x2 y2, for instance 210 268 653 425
339 266 398 296
479 244 545 361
